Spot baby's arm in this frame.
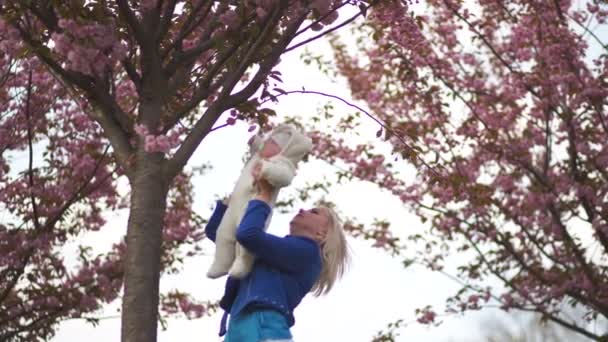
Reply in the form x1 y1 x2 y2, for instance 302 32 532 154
260 157 296 188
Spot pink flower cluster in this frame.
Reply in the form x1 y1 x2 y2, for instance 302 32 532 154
416 307 437 324
320 0 608 334
0 19 22 55
219 10 240 30
51 19 127 76
134 124 181 153
160 290 212 319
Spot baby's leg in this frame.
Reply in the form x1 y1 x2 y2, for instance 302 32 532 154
228 243 256 279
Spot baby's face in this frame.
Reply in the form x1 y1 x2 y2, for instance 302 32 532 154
259 138 281 158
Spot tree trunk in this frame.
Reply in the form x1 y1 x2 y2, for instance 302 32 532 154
121 152 168 342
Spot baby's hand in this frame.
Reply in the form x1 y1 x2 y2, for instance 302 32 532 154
251 161 273 202
252 161 262 180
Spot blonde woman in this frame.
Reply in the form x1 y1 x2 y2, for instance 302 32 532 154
204 162 350 342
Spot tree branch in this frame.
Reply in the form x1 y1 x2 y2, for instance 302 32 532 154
22 1 59 31
121 58 142 95
164 38 216 79
0 307 65 341
564 12 608 53
11 22 134 169
293 1 350 35
563 114 608 252
24 69 42 231
45 145 114 229
537 309 604 341
163 1 229 78
260 89 442 177
166 43 239 123
157 0 178 43
283 0 379 54
115 0 145 46
494 201 563 267
160 0 213 61
0 145 114 307
221 10 301 108
420 201 608 319
164 5 289 180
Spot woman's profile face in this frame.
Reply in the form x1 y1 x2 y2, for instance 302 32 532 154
289 207 330 242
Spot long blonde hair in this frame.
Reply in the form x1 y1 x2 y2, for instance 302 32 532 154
310 206 351 296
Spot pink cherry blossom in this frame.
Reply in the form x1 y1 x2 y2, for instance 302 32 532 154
304 0 608 338
0 1 390 340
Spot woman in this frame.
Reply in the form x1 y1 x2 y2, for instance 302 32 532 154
204 163 350 342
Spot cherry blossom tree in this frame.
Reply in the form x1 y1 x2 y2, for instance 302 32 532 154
0 1 376 341
302 0 608 340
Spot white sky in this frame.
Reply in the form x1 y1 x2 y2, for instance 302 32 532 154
45 3 608 341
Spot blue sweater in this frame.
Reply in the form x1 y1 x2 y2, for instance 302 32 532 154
204 200 322 336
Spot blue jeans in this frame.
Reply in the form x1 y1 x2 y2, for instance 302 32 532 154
224 309 292 342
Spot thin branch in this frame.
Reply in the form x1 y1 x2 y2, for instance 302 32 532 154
293 1 351 35
0 69 45 310
165 5 291 180
161 0 213 61
221 9 300 107
418 201 608 318
115 0 145 46
564 12 608 53
157 0 178 43
164 1 228 77
10 22 134 168
547 203 598 289
209 122 230 132
60 314 121 322
544 109 552 174
121 59 142 95
162 44 240 132
532 307 603 341
24 69 42 231
164 39 216 78
261 89 443 178
282 1 377 54
0 145 114 306
22 1 59 31
165 3 253 82
0 308 65 341
564 114 608 252
494 200 564 268
44 145 113 229
164 5 249 113
0 57 17 89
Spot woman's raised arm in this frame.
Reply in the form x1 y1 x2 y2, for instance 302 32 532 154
204 198 229 242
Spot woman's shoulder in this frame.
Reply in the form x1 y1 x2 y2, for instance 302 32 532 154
285 235 322 261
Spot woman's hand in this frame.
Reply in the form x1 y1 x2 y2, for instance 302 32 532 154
252 161 273 203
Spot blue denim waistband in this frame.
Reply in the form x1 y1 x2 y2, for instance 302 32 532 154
222 309 292 342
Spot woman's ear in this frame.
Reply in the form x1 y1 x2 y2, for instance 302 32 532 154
315 231 323 242
316 227 329 243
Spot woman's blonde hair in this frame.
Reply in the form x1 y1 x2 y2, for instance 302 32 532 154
310 206 351 296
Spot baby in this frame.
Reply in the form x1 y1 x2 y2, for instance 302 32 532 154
206 124 313 279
